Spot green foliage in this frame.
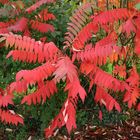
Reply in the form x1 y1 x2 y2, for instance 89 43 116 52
0 0 139 139
135 2 140 10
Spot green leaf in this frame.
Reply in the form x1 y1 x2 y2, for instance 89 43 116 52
135 3 140 10
107 63 113 74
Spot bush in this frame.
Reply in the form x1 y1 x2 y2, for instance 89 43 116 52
0 0 140 139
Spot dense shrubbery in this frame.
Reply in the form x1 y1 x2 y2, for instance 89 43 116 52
0 0 140 139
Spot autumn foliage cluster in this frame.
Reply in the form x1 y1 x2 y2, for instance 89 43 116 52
0 0 140 138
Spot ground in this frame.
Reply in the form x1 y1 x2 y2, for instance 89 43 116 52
55 114 140 140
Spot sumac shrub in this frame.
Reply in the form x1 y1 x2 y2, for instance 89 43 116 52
0 0 140 139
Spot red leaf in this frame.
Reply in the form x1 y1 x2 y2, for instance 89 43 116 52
137 103 140 111
3 33 59 63
45 98 77 138
0 109 24 125
26 0 55 13
124 67 140 108
95 87 121 112
99 110 103 121
38 9 56 21
54 57 78 82
94 8 130 24
16 62 55 85
30 20 55 33
113 65 126 78
8 17 28 32
115 102 121 112
121 19 136 36
107 100 114 112
80 61 95 75
21 80 57 105
78 86 86 103
0 95 14 107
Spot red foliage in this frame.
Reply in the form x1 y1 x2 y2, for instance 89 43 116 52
0 94 13 107
0 0 9 4
45 98 77 138
95 87 121 112
113 65 126 78
72 22 98 50
8 17 28 32
30 20 55 33
3 33 59 63
0 109 23 125
0 22 10 28
121 19 136 36
93 69 123 91
16 62 55 85
137 103 140 111
21 80 57 105
64 3 94 49
54 57 78 82
10 81 28 93
99 110 103 121
1 1 140 139
38 9 56 21
0 88 23 125
123 67 140 108
26 0 55 13
0 1 55 35
94 8 130 25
